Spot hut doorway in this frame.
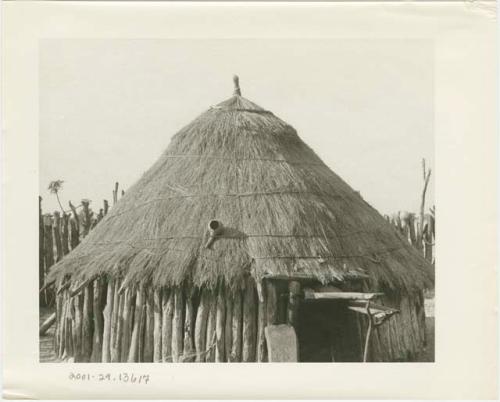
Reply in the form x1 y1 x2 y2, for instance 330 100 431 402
296 288 399 362
297 300 361 362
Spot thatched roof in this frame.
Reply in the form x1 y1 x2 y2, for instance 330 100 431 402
48 77 433 293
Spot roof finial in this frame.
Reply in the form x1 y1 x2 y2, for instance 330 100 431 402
233 75 241 96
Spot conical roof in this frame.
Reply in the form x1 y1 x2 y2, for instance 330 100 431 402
48 77 433 292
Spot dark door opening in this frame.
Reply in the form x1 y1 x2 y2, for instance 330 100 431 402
297 300 362 362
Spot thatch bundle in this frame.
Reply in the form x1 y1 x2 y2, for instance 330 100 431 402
46 77 433 362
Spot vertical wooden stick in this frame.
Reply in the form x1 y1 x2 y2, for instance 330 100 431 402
43 215 54 305
39 197 45 306
224 293 233 361
194 289 209 362
120 288 133 362
242 278 257 362
153 288 162 362
257 282 267 362
90 279 104 362
81 200 91 237
266 281 279 326
161 289 174 362
183 292 195 362
53 212 63 262
102 278 115 362
110 280 121 362
287 281 301 329
64 293 74 359
112 289 124 362
81 284 93 362
205 290 217 362
172 287 184 362
138 302 147 362
127 284 144 362
73 295 83 362
143 288 154 362
58 292 67 358
230 290 243 362
215 286 226 362
54 294 62 353
61 213 70 256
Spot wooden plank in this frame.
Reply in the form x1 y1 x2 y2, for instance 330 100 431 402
303 289 383 301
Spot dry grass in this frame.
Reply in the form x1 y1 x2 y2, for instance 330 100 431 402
48 94 434 293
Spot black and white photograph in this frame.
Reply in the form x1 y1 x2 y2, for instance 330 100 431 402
2 1 497 399
38 39 435 363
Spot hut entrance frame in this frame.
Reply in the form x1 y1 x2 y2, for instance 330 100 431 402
261 279 399 362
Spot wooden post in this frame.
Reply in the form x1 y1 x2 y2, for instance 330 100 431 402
138 302 147 362
161 289 174 362
257 282 267 362
73 295 83 362
53 212 63 262
230 290 243 362
205 290 217 362
224 294 233 361
43 215 54 283
57 291 67 358
81 283 93 362
128 284 145 362
39 197 45 305
110 280 121 362
54 294 62 352
194 289 210 362
153 288 162 362
113 182 119 205
69 201 80 249
183 292 195 362
266 281 279 326
287 281 301 329
91 279 104 362
81 200 91 237
363 302 374 363
143 288 154 362
242 278 257 362
215 286 226 362
64 295 74 359
120 288 133 362
418 159 432 252
102 278 115 362
61 213 70 255
172 287 184 362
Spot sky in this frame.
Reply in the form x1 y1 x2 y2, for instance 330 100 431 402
40 38 434 216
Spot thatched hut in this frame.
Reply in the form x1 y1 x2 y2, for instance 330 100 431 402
46 76 433 363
